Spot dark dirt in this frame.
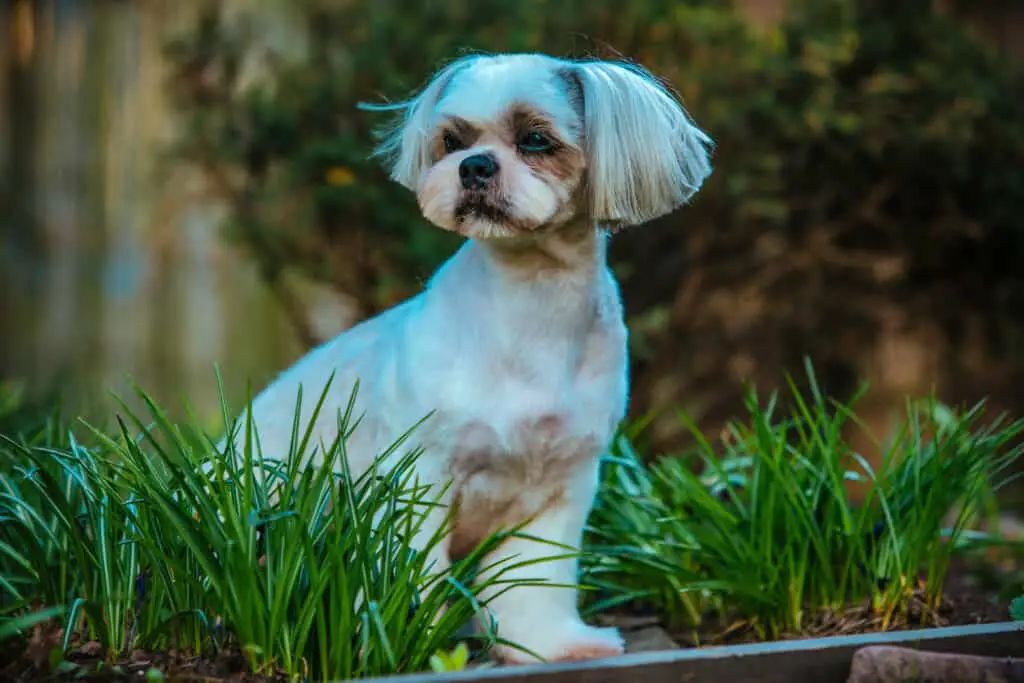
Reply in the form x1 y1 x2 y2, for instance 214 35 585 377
599 557 1014 653
607 585 1009 653
0 638 288 683
2 561 1015 682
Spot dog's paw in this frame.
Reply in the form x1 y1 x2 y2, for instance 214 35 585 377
551 626 625 662
495 622 624 665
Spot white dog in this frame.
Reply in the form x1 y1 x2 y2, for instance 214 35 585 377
231 52 712 664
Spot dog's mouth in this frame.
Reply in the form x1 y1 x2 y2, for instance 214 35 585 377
454 193 511 225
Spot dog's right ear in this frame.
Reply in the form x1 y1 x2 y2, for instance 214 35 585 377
362 55 479 190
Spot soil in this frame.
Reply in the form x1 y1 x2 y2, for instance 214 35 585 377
1 560 1014 683
602 557 1013 653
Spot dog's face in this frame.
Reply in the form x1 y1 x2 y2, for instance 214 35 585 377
373 54 713 239
418 59 587 238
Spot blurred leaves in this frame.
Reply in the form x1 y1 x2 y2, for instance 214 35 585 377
164 0 1024 442
1011 596 1024 621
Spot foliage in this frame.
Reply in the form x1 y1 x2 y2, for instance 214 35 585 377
1011 596 1024 621
2 363 1022 677
163 0 1024 434
0 377 559 681
0 381 68 449
584 362 1024 639
429 641 473 673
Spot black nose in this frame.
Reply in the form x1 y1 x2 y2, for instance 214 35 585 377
459 153 498 189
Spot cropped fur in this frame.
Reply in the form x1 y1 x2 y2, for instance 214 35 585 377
227 52 712 665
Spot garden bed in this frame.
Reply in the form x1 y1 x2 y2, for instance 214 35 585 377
8 620 1021 682
2 373 1023 683
2 557 1015 682
380 621 1024 683
602 556 1014 653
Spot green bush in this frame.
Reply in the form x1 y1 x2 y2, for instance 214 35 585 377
0 378 556 680
584 364 1021 639
2 366 1021 678
164 0 1024 434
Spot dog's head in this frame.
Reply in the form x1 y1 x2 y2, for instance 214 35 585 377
370 53 712 239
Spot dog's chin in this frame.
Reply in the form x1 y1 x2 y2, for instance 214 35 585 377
418 181 570 239
450 197 518 238
455 195 510 226
434 194 539 239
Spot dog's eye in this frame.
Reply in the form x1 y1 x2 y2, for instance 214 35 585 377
518 131 553 154
443 132 465 154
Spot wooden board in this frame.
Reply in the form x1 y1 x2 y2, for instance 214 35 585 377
363 622 1024 683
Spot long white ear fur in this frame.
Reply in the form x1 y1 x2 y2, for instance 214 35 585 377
365 55 481 190
572 60 713 227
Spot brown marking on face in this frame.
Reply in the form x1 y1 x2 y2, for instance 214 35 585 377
445 415 598 561
504 104 559 144
526 142 585 185
500 102 585 184
430 116 481 162
505 98 583 140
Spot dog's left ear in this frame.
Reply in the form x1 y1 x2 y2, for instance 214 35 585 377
367 55 480 190
571 61 713 227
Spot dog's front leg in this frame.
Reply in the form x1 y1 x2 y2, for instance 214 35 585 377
474 460 624 664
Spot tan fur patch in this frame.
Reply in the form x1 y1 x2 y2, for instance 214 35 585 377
526 144 585 184
446 415 597 561
504 101 582 141
502 102 586 184
431 117 481 161
484 219 600 274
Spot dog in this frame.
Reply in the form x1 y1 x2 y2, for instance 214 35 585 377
228 52 712 664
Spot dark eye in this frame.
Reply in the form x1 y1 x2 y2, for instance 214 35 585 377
443 132 464 154
518 131 553 154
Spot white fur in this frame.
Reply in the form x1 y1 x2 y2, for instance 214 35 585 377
226 52 712 664
574 61 713 226
372 54 482 190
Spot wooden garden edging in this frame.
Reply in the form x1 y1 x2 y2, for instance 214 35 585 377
366 621 1024 683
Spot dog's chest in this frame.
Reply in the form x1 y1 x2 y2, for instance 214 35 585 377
402 284 628 558
443 410 601 559
434 341 623 484
429 318 626 493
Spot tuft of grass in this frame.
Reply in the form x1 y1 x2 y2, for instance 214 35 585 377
1011 596 1024 621
584 362 1024 640
429 641 473 673
4 362 1022 677
0 373 564 680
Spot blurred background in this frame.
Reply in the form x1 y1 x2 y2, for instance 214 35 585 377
2 0 1023 480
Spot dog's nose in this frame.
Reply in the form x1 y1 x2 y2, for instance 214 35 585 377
459 153 498 189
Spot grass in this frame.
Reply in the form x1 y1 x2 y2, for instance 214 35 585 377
1 362 1022 680
583 362 1023 640
0 375 564 681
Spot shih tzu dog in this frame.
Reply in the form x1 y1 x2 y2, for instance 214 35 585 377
231 52 712 664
